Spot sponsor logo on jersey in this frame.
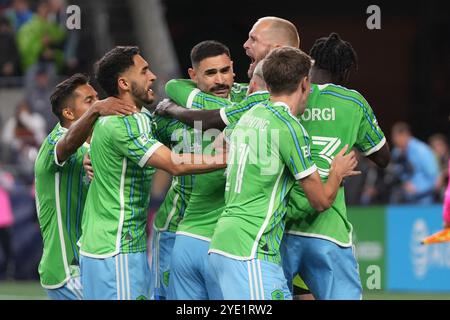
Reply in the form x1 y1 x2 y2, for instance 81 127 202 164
138 134 149 145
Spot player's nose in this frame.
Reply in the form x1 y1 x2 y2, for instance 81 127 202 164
148 69 157 82
243 39 250 50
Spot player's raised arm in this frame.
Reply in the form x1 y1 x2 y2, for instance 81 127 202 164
55 80 137 163
300 146 360 212
146 143 227 176
159 78 227 130
155 98 224 130
165 78 197 106
157 63 269 131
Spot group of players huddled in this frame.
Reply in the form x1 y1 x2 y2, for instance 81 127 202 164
34 16 390 300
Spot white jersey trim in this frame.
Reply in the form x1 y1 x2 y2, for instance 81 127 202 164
208 249 253 261
156 192 180 232
79 249 120 259
250 168 285 259
116 157 127 253
284 230 353 247
294 165 317 180
219 107 230 126
138 142 164 168
175 231 211 242
53 172 71 284
54 140 67 167
41 275 71 289
186 88 201 109
362 137 386 156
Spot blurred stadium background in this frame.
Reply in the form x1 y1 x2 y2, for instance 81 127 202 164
0 0 449 300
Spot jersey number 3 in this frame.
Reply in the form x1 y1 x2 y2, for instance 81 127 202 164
311 136 342 178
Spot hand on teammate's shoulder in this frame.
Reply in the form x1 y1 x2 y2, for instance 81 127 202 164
93 97 138 116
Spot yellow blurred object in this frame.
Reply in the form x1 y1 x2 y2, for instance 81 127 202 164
421 228 450 245
293 274 309 290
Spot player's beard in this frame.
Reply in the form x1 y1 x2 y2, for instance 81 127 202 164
131 80 154 106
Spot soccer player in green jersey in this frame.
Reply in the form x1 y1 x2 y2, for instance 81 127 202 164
161 41 254 300
281 33 390 300
150 40 243 300
157 61 315 300
155 16 299 130
149 107 196 300
208 47 360 300
35 73 137 300
79 46 226 300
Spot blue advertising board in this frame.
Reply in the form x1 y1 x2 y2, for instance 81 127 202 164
387 205 450 292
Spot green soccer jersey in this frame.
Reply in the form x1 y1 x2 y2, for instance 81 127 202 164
209 101 317 263
35 123 90 288
151 114 194 233
220 91 270 126
285 83 386 246
165 79 248 112
79 108 163 258
164 79 250 240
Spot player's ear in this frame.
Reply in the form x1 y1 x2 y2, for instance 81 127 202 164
298 76 310 105
62 107 75 122
118 76 129 92
301 76 310 93
272 43 282 50
230 61 236 78
188 68 196 82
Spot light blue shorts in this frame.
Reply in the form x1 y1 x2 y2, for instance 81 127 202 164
167 234 221 300
46 275 83 300
281 234 362 300
208 253 292 300
80 252 151 300
150 229 176 300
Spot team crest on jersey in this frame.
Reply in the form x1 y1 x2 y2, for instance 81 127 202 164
271 289 285 300
138 134 150 145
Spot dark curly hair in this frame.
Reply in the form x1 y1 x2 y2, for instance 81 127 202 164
309 32 358 80
95 46 140 96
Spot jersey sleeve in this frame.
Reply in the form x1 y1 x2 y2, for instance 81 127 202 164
152 114 190 153
165 78 231 110
279 119 317 180
43 129 88 173
112 114 163 168
230 82 249 102
51 130 83 169
165 79 198 107
354 96 386 156
152 115 177 146
220 91 270 126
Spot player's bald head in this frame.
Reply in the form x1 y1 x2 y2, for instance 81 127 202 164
255 17 300 49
